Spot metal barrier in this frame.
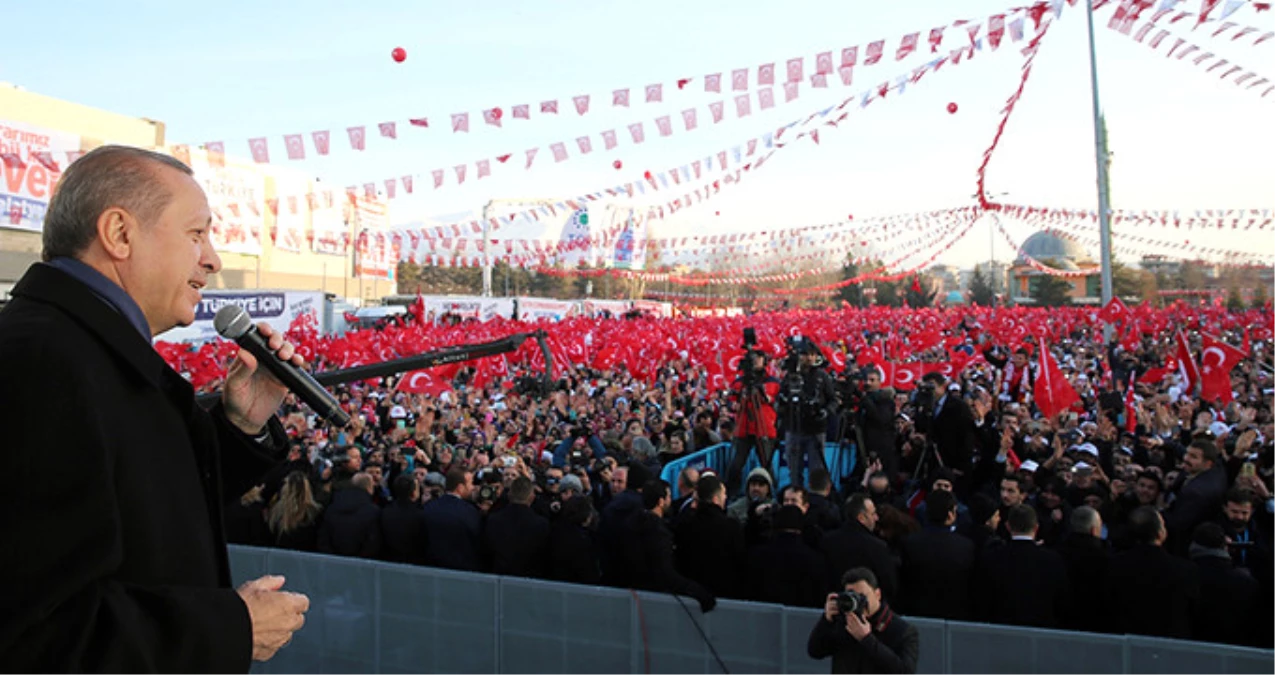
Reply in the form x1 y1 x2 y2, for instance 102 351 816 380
660 442 857 499
231 545 1274 674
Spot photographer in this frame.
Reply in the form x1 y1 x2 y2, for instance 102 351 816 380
808 567 918 674
727 349 780 496
778 340 839 489
858 368 899 485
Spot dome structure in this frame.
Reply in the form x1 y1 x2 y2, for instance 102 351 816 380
944 290 966 305
1017 231 1093 265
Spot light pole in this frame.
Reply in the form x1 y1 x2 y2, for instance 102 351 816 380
1084 0 1115 341
973 191 1009 295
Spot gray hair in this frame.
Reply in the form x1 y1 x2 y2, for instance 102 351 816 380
1070 505 1102 534
42 145 193 261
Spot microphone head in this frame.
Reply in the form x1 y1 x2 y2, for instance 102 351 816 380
214 305 254 340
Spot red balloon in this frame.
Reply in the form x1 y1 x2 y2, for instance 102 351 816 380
946 102 958 114
715 211 720 216
613 160 623 170
391 47 407 63
643 170 653 180
491 107 503 119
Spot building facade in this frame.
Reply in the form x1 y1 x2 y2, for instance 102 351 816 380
1008 231 1102 305
0 85 396 305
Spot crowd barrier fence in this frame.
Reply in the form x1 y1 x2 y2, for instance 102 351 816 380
230 545 1274 674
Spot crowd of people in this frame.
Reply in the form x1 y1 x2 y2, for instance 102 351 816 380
213 302 1274 670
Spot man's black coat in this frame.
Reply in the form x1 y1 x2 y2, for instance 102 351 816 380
483 502 551 579
0 263 284 672
316 487 382 559
673 503 746 600
928 394 978 475
379 501 429 565
972 539 1071 629
819 520 899 602
898 525 977 620
421 494 484 572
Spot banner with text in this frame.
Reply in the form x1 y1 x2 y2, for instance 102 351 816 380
0 119 81 232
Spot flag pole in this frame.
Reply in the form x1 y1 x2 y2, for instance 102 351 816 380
1084 0 1115 342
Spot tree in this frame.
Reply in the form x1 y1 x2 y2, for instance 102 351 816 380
1111 260 1143 299
1226 286 1245 312
1031 275 1074 307
969 267 995 307
837 257 865 307
1252 283 1268 309
874 279 901 307
905 274 938 308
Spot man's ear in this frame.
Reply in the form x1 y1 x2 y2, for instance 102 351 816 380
96 207 136 261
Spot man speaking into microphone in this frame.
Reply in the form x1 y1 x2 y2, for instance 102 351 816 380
0 145 310 672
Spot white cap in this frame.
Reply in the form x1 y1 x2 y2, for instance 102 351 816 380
389 405 407 419
1020 460 1040 473
1074 443 1099 457
1209 421 1231 438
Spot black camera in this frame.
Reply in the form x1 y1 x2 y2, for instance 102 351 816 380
836 590 869 616
476 482 500 503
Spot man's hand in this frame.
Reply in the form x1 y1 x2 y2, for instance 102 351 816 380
223 323 304 435
823 593 841 622
845 611 872 641
237 575 310 662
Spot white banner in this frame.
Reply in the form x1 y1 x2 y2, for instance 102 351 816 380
516 297 580 322
156 290 323 343
186 147 265 256
0 119 80 232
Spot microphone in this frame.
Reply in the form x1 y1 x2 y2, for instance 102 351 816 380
213 305 350 427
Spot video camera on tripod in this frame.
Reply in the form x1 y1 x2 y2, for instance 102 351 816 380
739 327 768 388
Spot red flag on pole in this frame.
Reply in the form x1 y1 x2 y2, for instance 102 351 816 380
1174 329 1200 395
1124 373 1138 433
1033 337 1080 419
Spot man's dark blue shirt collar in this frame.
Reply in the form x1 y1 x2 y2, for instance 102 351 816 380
47 257 152 341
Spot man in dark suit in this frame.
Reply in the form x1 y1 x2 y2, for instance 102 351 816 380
1104 506 1199 639
819 494 899 603
0 146 308 671
484 476 551 578
972 505 1070 628
899 489 976 620
674 475 746 599
422 469 484 571
1163 439 1229 555
622 480 716 613
380 474 429 565
318 473 382 559
746 505 827 608
1055 506 1110 631
922 373 978 493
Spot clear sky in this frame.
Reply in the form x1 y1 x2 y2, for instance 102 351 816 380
2 0 1272 269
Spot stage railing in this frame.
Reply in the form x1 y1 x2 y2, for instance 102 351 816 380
230 545 1274 674
660 441 857 499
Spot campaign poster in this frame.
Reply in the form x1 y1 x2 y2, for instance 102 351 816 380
0 119 81 232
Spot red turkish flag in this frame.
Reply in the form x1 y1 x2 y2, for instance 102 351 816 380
988 14 1006 49
205 142 225 167
815 51 833 74
576 136 593 154
929 27 945 51
379 122 397 139
1199 333 1245 403
890 362 923 391
786 57 804 82
709 101 725 123
758 88 775 110
864 40 884 65
705 73 722 92
1124 373 1138 433
512 104 530 119
601 129 618 150
1033 338 1081 419
248 138 270 163
398 369 453 397
572 95 590 115
284 134 306 160
628 122 646 143
550 142 568 162
311 131 330 156
645 84 662 102
758 62 775 85
347 126 366 150
1099 296 1132 324
682 108 698 130
451 113 469 133
613 88 630 106
897 32 920 60
1175 329 1200 394
482 108 502 127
